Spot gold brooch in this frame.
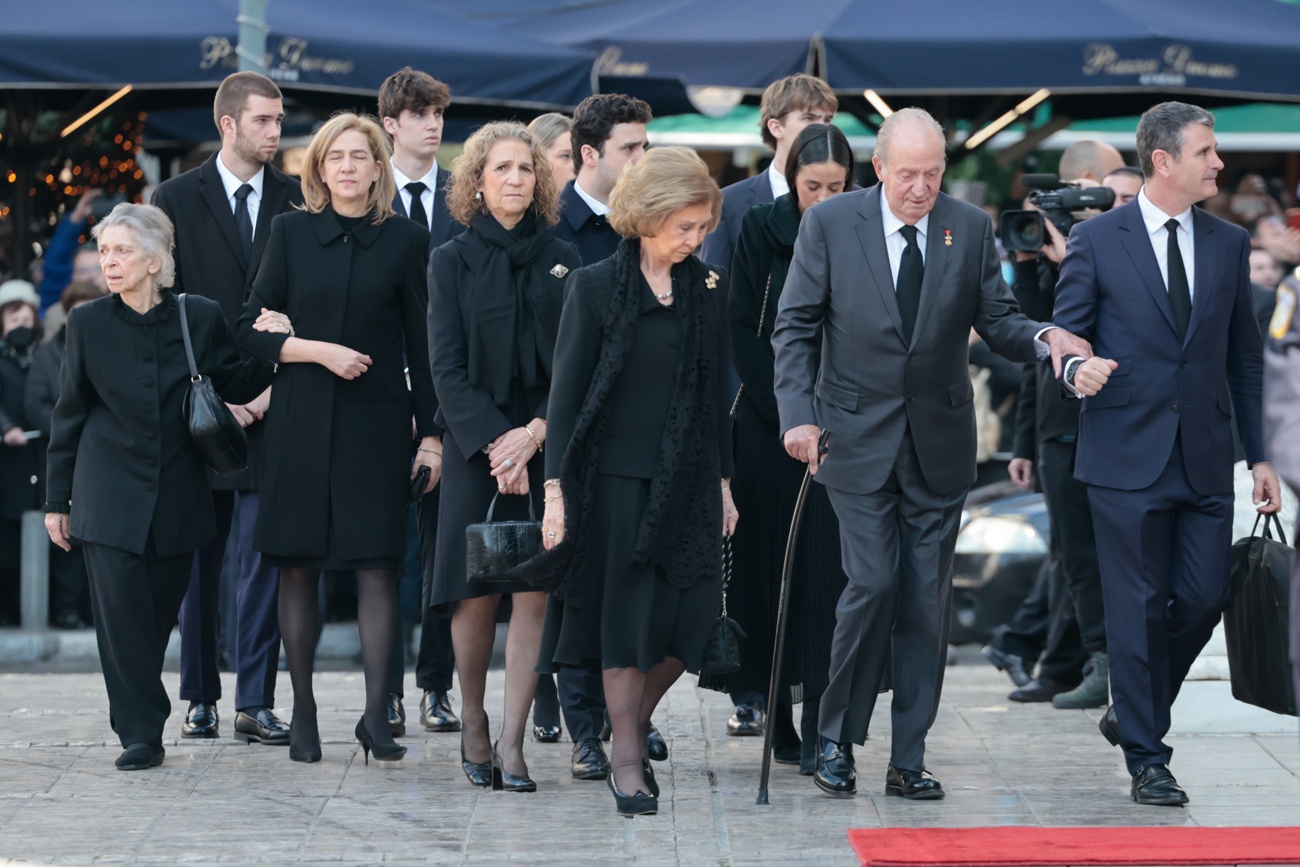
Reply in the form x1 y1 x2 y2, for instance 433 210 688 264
705 270 719 289
944 229 953 247
550 264 569 278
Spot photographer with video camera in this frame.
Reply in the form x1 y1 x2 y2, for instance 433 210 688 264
985 145 1120 710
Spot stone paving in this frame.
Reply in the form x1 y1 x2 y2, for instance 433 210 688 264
0 650 1298 866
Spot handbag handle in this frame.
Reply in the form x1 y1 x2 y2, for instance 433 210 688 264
484 491 537 523
1250 511 1289 547
176 293 201 382
719 535 733 619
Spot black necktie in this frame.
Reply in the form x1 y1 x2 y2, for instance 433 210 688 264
405 181 429 230
233 183 254 265
896 224 924 342
1165 218 1191 339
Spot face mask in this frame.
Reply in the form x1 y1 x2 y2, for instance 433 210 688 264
4 326 33 350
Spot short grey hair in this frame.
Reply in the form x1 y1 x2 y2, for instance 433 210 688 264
1136 101 1215 178
873 107 946 166
90 203 176 290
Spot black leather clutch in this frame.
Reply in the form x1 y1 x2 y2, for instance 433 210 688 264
178 294 248 476
409 464 431 506
465 492 541 583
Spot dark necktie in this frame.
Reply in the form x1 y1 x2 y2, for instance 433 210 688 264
1165 218 1192 339
896 224 924 342
233 183 254 265
405 181 429 230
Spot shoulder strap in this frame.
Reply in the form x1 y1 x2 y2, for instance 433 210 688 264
177 294 200 380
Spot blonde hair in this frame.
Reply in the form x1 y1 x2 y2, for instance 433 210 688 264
527 113 572 152
91 203 176 289
607 147 721 238
446 122 559 227
300 113 395 225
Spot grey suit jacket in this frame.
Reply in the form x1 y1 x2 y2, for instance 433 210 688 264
772 186 1044 496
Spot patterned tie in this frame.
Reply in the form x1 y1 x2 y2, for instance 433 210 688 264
896 224 924 342
1165 218 1191 339
405 181 429 230
233 183 254 265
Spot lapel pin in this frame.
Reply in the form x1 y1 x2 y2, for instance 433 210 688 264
549 264 569 278
944 229 953 247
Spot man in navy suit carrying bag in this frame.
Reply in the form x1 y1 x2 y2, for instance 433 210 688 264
1054 101 1282 806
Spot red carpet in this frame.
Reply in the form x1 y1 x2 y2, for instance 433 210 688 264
848 826 1300 866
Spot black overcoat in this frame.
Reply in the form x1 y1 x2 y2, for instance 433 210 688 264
237 207 437 564
45 294 274 556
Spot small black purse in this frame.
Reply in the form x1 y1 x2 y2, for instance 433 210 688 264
699 536 746 675
465 492 542 584
177 294 248 476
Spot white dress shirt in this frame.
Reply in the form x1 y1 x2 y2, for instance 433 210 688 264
391 159 439 222
879 191 929 290
767 162 790 201
215 154 265 235
1136 186 1196 302
573 179 611 216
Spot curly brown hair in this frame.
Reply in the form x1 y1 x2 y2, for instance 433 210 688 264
446 122 560 228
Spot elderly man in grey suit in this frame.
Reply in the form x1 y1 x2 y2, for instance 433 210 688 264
773 108 1089 800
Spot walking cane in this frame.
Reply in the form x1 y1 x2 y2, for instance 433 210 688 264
757 428 830 805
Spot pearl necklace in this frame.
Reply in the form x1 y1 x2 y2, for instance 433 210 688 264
653 288 673 302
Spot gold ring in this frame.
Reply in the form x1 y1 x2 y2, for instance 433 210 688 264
498 484 506 492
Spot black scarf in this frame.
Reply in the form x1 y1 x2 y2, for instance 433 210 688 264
519 238 723 602
469 210 555 405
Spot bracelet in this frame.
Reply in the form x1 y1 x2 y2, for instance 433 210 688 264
524 424 543 453
543 478 561 489
417 447 441 456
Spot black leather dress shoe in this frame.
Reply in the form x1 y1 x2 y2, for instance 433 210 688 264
420 690 461 732
233 707 291 745
1131 763 1189 806
981 644 1032 687
886 764 945 800
181 702 219 739
533 725 562 743
726 702 765 736
813 737 856 798
116 743 165 771
571 736 611 780
646 724 668 761
388 693 406 738
1099 705 1121 747
1008 677 1073 703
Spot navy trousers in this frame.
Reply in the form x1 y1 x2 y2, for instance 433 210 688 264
1087 440 1233 774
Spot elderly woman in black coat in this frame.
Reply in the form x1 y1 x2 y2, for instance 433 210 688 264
44 203 275 770
0 280 42 626
427 121 580 792
237 113 439 765
534 147 738 817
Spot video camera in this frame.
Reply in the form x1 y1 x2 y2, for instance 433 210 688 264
1000 174 1115 253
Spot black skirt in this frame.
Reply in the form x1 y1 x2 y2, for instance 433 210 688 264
698 397 847 702
538 473 722 674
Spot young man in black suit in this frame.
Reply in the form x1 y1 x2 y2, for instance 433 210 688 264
702 74 836 270
549 93 661 782
378 67 463 737
152 71 303 745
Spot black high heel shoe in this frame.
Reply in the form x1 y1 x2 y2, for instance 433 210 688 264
490 741 537 793
354 717 406 765
461 721 492 787
607 771 657 817
642 759 660 797
289 712 321 764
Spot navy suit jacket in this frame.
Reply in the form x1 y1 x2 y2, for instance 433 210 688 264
551 180 620 265
703 173 774 273
392 165 463 251
1053 199 1265 496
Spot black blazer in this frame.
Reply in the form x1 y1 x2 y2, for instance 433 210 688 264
151 153 303 490
45 294 273 557
703 172 774 277
551 181 620 266
391 165 464 252
427 227 581 455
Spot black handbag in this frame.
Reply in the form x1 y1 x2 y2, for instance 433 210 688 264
1224 512 1297 717
700 536 746 675
465 492 542 583
177 294 249 476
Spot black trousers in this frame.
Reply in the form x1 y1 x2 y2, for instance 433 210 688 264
84 537 192 748
1038 438 1106 655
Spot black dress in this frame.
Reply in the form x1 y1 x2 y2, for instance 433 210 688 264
703 194 848 702
237 208 438 571
425 217 580 609
537 265 732 674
